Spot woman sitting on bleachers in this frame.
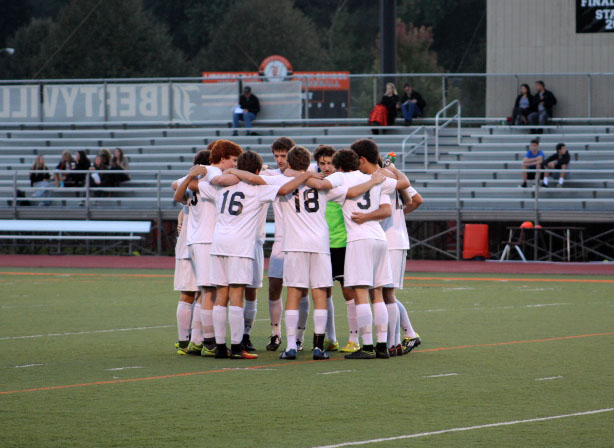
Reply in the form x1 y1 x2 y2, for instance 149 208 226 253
54 150 75 187
511 84 535 126
29 155 51 206
89 155 112 197
110 148 130 186
69 151 91 188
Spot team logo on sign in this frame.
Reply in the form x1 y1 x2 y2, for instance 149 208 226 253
259 55 293 82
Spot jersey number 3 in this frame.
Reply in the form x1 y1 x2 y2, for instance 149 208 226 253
357 190 371 210
220 191 244 216
293 188 319 213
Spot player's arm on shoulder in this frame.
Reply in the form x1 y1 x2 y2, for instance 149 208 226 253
351 203 392 224
305 177 331 190
383 164 410 190
171 180 179 191
225 168 266 185
346 171 385 199
399 188 413 206
404 192 423 214
174 165 206 203
277 171 314 196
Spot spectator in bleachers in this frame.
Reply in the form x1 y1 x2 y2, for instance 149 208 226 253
512 84 535 125
400 83 426 126
89 154 112 196
232 86 260 136
70 150 91 188
520 139 545 188
111 148 130 185
99 148 113 168
543 143 570 188
54 150 75 187
528 80 557 129
380 82 400 126
29 155 51 206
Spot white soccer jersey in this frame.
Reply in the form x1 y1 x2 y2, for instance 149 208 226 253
175 204 190 259
279 184 346 254
185 165 222 245
262 171 291 243
202 181 280 259
327 171 395 243
381 187 416 250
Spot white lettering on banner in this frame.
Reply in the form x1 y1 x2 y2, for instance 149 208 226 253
139 85 158 116
160 85 169 117
98 88 105 117
13 87 28 118
582 0 614 6
173 84 199 122
60 86 79 118
0 88 10 118
30 86 38 118
119 85 136 117
107 86 118 117
81 86 98 117
43 87 59 118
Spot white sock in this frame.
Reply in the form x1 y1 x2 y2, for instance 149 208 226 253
229 306 244 345
373 302 389 344
190 303 203 344
397 300 416 338
213 305 227 345
395 308 402 345
355 303 373 346
201 308 214 340
346 299 358 343
543 176 549 186
313 309 328 335
386 302 399 348
285 310 299 351
176 301 192 341
244 300 257 335
269 299 283 337
297 295 310 342
325 296 336 342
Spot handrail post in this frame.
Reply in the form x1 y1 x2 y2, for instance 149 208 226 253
85 171 91 217
456 169 461 260
156 171 162 255
534 169 540 260
12 171 18 218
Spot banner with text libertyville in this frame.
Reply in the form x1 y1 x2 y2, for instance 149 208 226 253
0 81 302 123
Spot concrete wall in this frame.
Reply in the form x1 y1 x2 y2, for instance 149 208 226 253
486 0 614 118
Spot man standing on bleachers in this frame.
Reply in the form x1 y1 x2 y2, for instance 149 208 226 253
232 86 260 136
520 139 545 188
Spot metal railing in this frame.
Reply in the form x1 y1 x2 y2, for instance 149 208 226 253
400 126 428 170
435 100 461 163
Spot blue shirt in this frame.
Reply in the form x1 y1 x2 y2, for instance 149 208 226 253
525 150 545 160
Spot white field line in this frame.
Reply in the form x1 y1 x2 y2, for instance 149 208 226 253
312 408 614 448
424 373 459 378
222 368 276 371
106 366 144 371
14 363 45 368
0 324 174 341
317 370 356 375
536 376 563 381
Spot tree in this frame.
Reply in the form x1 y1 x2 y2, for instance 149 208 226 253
194 0 331 72
1 0 189 79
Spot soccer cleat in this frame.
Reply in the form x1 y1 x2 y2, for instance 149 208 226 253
402 334 422 354
214 344 230 359
279 348 297 360
313 347 330 360
344 348 376 359
388 346 397 357
266 335 282 351
201 343 216 358
296 339 304 352
176 340 189 354
395 344 403 357
242 334 256 352
180 341 203 356
324 339 339 351
339 341 360 353
375 343 390 359
230 349 259 359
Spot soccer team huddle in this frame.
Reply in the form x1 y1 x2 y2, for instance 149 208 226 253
171 137 423 360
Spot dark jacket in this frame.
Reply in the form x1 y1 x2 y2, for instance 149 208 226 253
513 94 536 112
30 170 50 186
379 94 399 124
239 94 260 115
535 89 557 117
400 90 426 114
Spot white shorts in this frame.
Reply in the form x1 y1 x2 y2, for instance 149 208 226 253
188 243 213 287
268 239 284 279
210 255 253 286
283 252 333 289
385 249 407 289
248 243 264 289
174 258 198 292
344 239 392 288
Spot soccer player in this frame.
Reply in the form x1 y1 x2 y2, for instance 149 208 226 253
173 141 242 356
172 150 209 355
201 150 316 359
312 149 406 359
312 145 357 353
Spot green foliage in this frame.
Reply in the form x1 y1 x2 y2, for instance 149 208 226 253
193 0 331 72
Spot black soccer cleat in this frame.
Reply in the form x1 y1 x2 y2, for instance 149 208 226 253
344 348 376 360
402 334 422 355
242 334 256 352
375 342 390 359
214 344 230 359
266 335 281 351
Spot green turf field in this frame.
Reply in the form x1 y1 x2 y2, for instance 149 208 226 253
1 267 613 448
